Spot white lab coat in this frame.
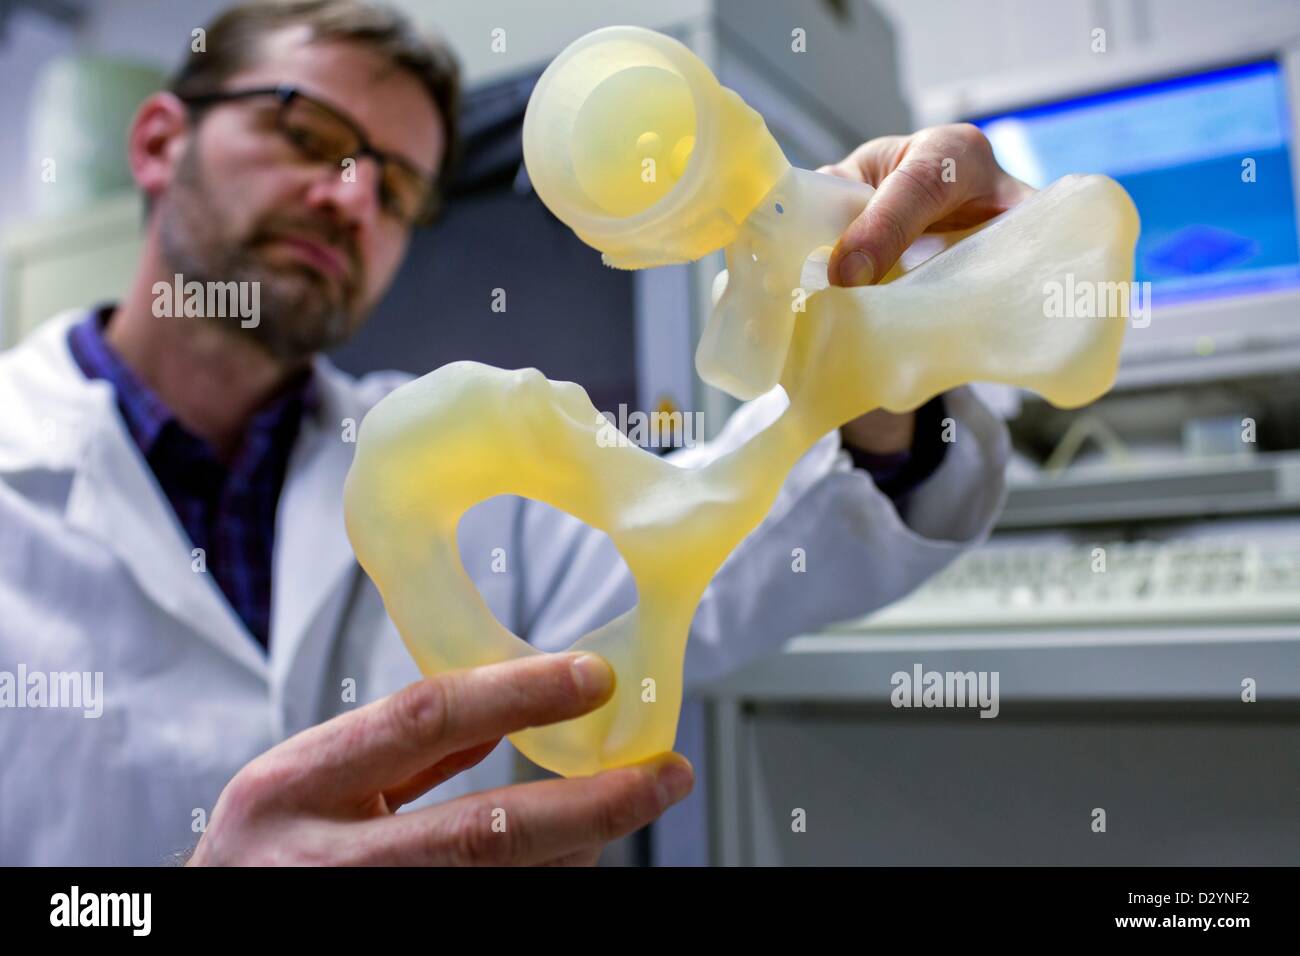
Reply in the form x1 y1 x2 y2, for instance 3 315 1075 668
0 309 1009 865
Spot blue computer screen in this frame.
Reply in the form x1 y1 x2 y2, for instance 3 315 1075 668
972 60 1300 305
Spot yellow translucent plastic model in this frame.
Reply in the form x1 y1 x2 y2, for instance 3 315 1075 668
343 26 1140 778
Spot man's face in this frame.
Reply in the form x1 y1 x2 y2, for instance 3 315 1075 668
156 27 444 363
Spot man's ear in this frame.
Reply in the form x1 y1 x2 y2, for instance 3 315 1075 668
127 91 192 203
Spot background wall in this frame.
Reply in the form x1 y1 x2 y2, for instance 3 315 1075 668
8 0 1300 232
875 0 1299 93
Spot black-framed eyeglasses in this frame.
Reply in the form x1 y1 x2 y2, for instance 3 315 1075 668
177 84 440 227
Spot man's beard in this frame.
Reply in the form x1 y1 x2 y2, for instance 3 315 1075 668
157 144 367 364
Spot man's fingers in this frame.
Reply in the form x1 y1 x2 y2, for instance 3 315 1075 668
363 753 695 866
273 652 615 806
381 739 502 812
539 846 603 867
827 124 994 288
818 134 910 186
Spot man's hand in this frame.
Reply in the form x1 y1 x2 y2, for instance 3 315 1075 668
823 123 1036 455
188 652 693 866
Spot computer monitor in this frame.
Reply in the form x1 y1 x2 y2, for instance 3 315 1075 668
922 35 1300 389
974 60 1297 305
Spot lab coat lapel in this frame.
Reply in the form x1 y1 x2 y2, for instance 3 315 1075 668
64 391 271 680
12 314 375 728
267 360 364 716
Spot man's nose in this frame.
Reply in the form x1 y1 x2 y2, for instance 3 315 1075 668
306 152 383 228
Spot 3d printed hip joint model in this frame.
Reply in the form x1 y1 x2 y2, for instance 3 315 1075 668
343 26 1140 777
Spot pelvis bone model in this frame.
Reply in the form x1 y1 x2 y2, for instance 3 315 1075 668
343 26 1141 777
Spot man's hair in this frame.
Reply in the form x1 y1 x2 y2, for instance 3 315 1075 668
168 0 461 221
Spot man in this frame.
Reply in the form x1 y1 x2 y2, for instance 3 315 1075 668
0 0 1020 865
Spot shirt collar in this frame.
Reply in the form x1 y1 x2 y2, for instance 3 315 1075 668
67 305 319 461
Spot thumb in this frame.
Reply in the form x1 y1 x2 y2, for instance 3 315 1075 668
828 156 965 287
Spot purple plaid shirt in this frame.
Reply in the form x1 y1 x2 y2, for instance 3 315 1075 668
68 308 316 651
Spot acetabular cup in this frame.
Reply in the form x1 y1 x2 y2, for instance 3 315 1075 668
522 25 879 400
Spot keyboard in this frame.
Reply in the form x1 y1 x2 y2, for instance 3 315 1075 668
844 537 1300 631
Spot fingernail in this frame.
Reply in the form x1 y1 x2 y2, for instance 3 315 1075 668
570 653 613 701
838 250 874 287
654 758 695 808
